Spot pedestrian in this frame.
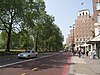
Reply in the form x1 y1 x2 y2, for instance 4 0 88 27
88 50 92 59
86 50 89 56
78 50 81 58
92 49 97 59
81 49 85 55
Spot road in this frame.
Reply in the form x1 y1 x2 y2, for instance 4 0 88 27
0 52 71 75
0 53 53 66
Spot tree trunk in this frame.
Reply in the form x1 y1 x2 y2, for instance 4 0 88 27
35 32 38 52
5 23 12 52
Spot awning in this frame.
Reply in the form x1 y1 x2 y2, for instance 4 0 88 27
87 35 100 44
81 43 90 47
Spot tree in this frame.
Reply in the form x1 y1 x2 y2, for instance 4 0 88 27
47 24 64 51
33 14 55 51
33 14 64 52
0 0 25 52
0 0 45 52
0 0 64 52
31 0 46 52
0 31 7 49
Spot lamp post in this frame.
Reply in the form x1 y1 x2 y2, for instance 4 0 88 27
70 24 75 55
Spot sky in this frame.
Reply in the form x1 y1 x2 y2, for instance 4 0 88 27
44 0 93 44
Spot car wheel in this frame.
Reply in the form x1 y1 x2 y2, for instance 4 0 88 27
35 54 38 57
18 57 21 59
27 55 30 58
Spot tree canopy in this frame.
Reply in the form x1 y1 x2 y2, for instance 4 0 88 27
0 0 64 52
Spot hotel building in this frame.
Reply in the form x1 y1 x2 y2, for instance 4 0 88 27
74 9 95 50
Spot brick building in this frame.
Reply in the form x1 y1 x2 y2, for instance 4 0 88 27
66 9 95 51
93 0 100 22
74 9 95 50
66 0 100 57
66 29 74 49
93 0 100 36
86 0 100 58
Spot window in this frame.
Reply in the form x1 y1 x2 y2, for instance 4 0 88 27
84 38 85 41
92 18 94 21
83 12 84 15
80 39 82 41
77 35 78 37
99 28 100 34
90 27 92 31
89 16 91 18
86 12 87 15
97 15 100 23
96 2 100 10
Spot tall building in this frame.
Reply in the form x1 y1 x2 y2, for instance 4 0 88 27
66 9 95 51
66 0 100 57
93 0 100 23
66 29 74 48
87 0 100 58
93 0 100 36
74 9 95 50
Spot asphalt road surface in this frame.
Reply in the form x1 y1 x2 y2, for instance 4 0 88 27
0 53 53 66
0 52 71 75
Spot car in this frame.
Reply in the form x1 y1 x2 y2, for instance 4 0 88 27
18 50 38 58
59 50 63 52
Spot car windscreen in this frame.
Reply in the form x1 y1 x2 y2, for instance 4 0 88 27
24 51 31 53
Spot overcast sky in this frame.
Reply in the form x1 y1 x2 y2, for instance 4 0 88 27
44 0 93 44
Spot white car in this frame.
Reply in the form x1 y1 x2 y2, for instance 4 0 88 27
18 50 38 58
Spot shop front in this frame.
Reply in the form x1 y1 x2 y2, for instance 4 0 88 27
87 35 100 58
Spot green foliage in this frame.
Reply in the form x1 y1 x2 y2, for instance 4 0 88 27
0 31 7 49
0 0 64 52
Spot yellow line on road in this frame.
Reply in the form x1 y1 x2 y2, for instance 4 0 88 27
32 67 38 71
41 64 48 66
21 73 26 75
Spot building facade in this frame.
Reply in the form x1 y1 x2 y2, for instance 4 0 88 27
93 0 100 36
66 29 74 49
66 0 100 58
86 0 100 58
66 9 95 52
93 0 100 23
75 9 95 50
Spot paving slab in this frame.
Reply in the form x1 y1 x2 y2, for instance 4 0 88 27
68 55 100 75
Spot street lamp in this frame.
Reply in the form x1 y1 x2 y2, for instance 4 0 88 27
70 24 75 55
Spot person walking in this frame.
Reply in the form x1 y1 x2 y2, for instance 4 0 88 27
88 50 92 59
78 50 81 58
92 49 97 59
86 50 89 56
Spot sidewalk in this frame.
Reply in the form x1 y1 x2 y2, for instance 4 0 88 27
68 54 100 75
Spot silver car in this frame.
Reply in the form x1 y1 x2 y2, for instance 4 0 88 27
18 50 38 58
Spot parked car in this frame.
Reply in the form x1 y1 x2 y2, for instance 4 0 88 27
18 50 38 58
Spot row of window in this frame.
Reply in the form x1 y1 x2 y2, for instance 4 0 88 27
76 38 90 42
97 15 100 23
78 10 90 16
77 19 94 23
76 28 93 33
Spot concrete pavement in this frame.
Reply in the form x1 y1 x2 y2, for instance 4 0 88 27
68 54 100 75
